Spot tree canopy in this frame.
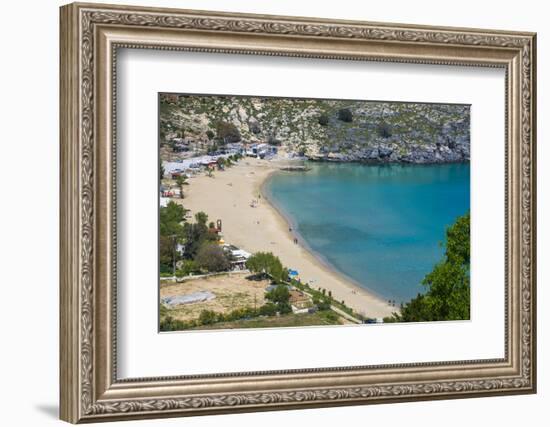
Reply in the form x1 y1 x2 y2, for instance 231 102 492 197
245 252 286 283
216 121 241 143
159 201 188 272
394 212 470 322
195 243 231 272
318 113 329 126
159 201 187 236
265 284 292 314
182 211 218 259
337 108 353 123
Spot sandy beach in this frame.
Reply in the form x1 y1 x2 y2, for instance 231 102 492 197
174 158 395 318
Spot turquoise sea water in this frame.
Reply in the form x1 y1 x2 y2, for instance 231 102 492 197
264 162 470 304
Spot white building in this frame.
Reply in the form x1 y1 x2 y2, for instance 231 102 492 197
162 154 233 178
222 244 251 270
246 143 278 158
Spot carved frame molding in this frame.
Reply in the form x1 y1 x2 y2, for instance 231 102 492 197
60 2 536 423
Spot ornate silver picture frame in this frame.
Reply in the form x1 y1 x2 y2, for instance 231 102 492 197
60 2 536 423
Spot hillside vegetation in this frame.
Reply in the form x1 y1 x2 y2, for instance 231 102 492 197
160 93 470 163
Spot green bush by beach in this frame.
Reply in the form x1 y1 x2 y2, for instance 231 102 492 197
385 212 470 323
245 252 287 283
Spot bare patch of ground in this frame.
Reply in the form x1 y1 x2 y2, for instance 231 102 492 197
160 272 270 321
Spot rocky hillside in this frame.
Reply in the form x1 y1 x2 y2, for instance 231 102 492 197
160 94 470 163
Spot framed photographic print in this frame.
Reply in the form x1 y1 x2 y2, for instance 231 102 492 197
157 94 471 331
60 2 537 423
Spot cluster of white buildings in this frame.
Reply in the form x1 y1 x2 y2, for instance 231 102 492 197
162 154 234 179
162 142 279 181
245 143 278 159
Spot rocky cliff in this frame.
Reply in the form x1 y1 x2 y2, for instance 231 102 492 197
160 94 470 164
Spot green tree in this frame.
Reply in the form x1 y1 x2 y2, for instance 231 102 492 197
245 252 286 282
159 235 178 272
216 121 241 143
159 201 187 236
182 211 217 259
318 113 329 126
195 211 208 226
397 212 470 322
174 175 188 199
175 260 198 277
338 108 353 122
159 201 188 272
195 243 231 272
266 284 290 305
444 213 470 265
313 296 331 311
265 284 292 314
159 160 165 180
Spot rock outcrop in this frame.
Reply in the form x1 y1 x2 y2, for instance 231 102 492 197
160 94 470 164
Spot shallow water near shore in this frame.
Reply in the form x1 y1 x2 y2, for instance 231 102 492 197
265 162 470 304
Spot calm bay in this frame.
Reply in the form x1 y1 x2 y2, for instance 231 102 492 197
265 162 470 304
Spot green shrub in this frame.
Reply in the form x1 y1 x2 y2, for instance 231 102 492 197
338 108 353 123
195 243 231 272
377 122 392 138
278 302 292 315
160 316 192 331
265 284 290 305
318 113 329 126
175 259 199 278
317 299 331 311
216 121 241 143
198 310 219 325
259 303 278 316
225 307 256 321
323 311 339 322
267 135 281 146
246 252 286 282
397 212 470 322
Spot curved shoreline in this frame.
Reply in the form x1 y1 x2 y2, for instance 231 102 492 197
260 172 392 305
178 158 396 318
